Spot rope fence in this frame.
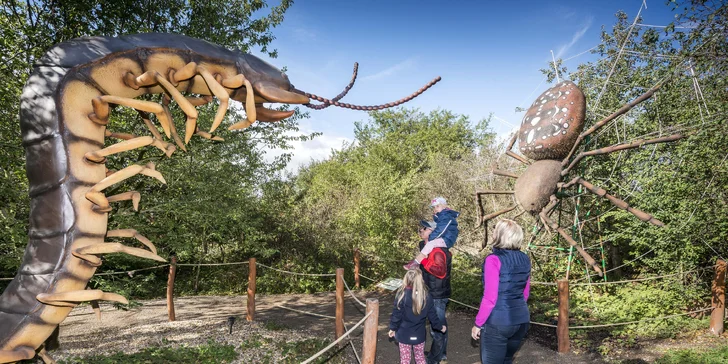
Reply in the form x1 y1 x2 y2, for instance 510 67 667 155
176 262 249 267
570 307 714 329
342 320 362 364
256 262 336 277
300 311 372 364
275 304 335 320
449 297 558 328
343 278 366 308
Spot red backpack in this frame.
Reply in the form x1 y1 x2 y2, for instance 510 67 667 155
420 247 447 279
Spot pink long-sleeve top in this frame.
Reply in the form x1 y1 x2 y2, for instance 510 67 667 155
474 254 531 327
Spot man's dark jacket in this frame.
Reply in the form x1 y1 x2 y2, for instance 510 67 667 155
419 240 452 299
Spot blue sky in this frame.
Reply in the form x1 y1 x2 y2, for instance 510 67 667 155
251 0 680 171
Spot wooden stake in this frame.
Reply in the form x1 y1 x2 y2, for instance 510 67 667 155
354 249 361 289
710 259 726 335
336 268 345 340
362 298 379 364
557 279 569 353
167 256 177 322
247 257 257 321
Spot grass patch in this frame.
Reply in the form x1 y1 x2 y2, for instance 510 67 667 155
263 320 289 331
238 334 347 364
59 340 237 364
655 345 728 364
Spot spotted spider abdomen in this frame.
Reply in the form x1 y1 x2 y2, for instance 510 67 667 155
518 81 585 160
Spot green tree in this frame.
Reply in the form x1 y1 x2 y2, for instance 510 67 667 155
0 0 302 286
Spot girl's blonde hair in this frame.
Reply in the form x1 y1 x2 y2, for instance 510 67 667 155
490 219 524 250
396 268 428 315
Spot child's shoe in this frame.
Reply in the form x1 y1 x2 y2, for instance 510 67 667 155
403 260 419 270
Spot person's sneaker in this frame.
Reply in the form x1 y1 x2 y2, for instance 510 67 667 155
441 355 448 364
403 260 419 270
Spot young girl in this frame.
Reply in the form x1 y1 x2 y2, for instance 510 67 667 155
389 268 447 364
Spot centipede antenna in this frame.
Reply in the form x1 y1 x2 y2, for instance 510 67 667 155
304 62 359 110
296 76 441 111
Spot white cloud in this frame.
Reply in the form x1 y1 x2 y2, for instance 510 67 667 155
265 128 352 174
556 18 594 58
361 57 418 81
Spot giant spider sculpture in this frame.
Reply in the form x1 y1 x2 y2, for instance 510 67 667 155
476 80 683 276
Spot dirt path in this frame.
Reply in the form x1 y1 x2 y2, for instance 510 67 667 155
56 291 609 363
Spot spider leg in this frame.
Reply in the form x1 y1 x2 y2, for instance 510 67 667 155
562 82 664 165
502 131 531 165
506 151 531 165
561 176 664 226
561 134 683 176
475 190 515 227
492 164 519 179
539 195 603 276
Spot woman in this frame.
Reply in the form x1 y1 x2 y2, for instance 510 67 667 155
471 219 531 364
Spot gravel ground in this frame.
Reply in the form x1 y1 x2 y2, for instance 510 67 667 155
55 294 359 363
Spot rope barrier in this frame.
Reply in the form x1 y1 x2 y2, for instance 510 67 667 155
569 307 713 329
301 311 372 364
256 262 336 277
176 262 249 267
342 279 366 308
94 264 170 276
449 298 558 328
342 320 362 364
531 281 558 286
359 274 377 282
571 268 708 286
274 304 335 319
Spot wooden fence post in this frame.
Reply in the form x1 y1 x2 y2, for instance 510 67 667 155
167 256 177 322
354 249 361 289
710 259 726 335
557 279 569 353
336 268 345 340
362 298 379 364
247 257 257 321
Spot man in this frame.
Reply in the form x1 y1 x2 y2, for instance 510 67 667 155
418 220 452 364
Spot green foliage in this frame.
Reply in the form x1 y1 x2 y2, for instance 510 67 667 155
570 282 706 338
59 341 238 364
0 0 306 293
656 345 728 364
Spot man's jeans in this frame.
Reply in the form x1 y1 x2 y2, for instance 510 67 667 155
480 322 529 364
427 298 448 363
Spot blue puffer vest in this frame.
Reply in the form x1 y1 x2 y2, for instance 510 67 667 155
484 248 531 326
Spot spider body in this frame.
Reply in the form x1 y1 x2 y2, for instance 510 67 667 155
477 80 684 276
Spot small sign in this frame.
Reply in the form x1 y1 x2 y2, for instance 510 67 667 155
376 278 403 291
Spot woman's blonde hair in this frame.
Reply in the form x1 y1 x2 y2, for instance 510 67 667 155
490 219 524 250
396 268 428 315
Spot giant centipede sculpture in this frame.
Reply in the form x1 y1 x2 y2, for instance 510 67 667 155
0 33 441 363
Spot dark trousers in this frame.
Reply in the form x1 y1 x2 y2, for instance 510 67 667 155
480 322 529 364
427 298 448 363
